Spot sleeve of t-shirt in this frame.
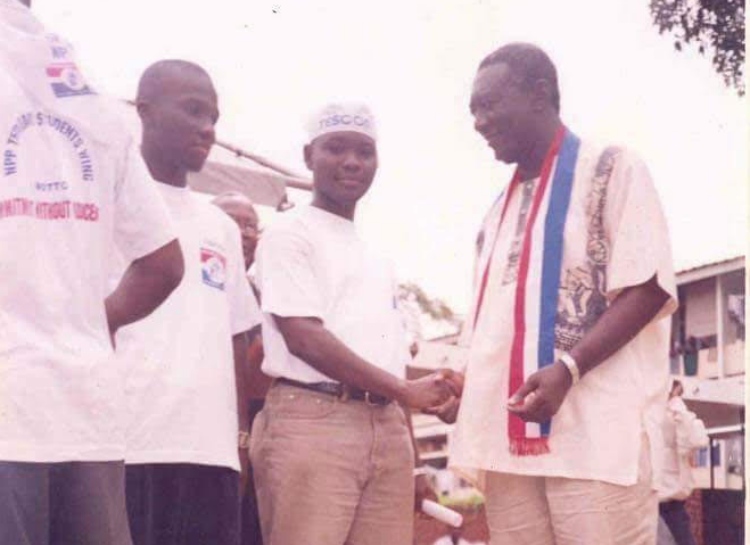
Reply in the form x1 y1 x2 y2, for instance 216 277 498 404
224 217 262 335
604 148 678 320
256 224 325 320
112 137 176 262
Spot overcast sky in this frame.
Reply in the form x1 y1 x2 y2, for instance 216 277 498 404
34 0 747 313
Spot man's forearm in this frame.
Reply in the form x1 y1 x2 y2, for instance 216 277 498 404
106 239 184 334
400 402 421 466
233 332 250 432
246 327 272 400
570 275 670 376
276 316 406 401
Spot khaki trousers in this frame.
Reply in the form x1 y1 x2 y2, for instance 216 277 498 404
250 382 414 545
484 436 657 545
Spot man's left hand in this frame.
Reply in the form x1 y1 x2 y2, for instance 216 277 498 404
414 473 437 512
506 361 572 423
422 396 461 424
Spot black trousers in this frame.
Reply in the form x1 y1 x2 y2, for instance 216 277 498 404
126 463 240 545
241 464 263 545
0 460 132 545
659 500 697 545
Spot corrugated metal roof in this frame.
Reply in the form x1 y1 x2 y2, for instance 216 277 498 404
676 255 745 285
677 255 745 275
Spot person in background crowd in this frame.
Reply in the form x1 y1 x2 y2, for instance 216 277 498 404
213 191 267 545
250 102 455 545
658 380 709 545
0 2 183 544
117 60 260 545
431 42 678 545
213 191 261 274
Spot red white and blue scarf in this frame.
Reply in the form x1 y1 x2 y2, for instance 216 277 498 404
472 125 580 456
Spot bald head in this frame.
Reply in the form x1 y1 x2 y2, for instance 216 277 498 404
213 191 254 210
212 192 260 269
136 60 213 104
136 60 218 185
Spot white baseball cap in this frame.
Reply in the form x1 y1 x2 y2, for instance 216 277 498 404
306 102 377 142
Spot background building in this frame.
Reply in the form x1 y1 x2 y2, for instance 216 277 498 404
668 256 745 545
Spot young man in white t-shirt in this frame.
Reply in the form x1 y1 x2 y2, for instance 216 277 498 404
115 60 261 545
0 3 184 545
250 102 456 545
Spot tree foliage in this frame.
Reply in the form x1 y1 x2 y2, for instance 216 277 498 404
650 0 745 95
398 283 460 328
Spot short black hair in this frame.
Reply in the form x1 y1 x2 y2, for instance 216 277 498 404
479 42 560 113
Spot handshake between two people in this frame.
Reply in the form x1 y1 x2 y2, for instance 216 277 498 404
401 359 575 425
401 369 464 424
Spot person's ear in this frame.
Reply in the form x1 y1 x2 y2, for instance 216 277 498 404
531 78 553 112
136 100 152 123
303 143 314 171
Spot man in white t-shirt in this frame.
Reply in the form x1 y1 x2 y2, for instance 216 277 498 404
0 3 184 545
428 42 678 545
116 60 261 545
250 102 455 545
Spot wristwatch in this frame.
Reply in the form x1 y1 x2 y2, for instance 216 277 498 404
559 353 580 385
238 430 251 449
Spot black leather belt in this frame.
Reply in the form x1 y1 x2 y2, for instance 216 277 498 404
277 377 392 406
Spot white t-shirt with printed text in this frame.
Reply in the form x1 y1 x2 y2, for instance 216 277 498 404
116 185 261 472
256 205 410 384
0 2 176 463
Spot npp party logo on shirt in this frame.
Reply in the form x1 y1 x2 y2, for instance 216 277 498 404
46 63 94 98
201 248 227 290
